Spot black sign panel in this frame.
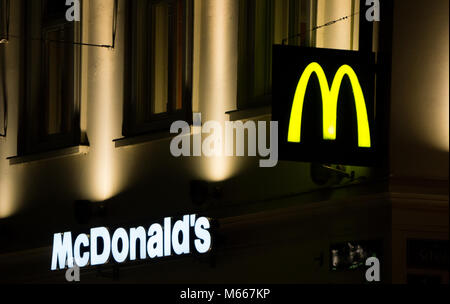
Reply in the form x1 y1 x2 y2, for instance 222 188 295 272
407 239 449 270
272 45 379 166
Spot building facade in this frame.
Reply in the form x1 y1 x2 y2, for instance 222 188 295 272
0 0 448 283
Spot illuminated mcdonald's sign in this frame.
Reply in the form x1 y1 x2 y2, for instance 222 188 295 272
272 45 378 166
287 62 371 148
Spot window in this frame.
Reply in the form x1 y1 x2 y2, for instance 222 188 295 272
274 0 318 47
0 0 7 40
0 44 5 138
0 0 6 137
123 0 193 136
237 0 361 109
237 0 318 109
20 0 82 155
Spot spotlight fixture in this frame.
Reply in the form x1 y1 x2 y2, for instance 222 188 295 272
189 180 224 206
310 163 355 186
190 181 209 206
73 200 108 225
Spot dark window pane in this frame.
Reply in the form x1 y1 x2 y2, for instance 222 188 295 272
43 25 74 136
20 0 80 155
44 0 68 19
238 0 319 107
172 0 184 112
0 44 5 136
126 0 191 135
151 1 169 115
0 0 4 38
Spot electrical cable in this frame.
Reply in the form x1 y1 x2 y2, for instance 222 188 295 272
3 0 118 49
282 10 361 45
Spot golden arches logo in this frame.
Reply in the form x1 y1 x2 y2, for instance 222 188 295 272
287 62 372 148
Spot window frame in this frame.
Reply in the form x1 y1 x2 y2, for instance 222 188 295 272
237 0 319 110
0 0 6 137
237 0 274 109
0 0 8 41
123 0 193 137
19 0 82 156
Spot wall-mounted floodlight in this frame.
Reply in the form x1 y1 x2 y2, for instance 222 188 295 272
73 200 108 225
190 180 224 206
310 163 355 186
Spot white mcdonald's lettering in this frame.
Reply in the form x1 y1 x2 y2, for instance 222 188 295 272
50 215 212 271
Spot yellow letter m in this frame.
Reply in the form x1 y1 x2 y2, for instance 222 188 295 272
287 62 372 148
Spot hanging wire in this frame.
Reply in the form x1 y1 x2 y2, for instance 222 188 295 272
0 0 120 137
8 34 115 48
282 10 361 45
5 0 119 48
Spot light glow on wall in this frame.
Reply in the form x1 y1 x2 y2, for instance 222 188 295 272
413 17 450 154
434 25 449 152
88 0 118 202
197 0 239 182
0 170 18 219
91 65 114 202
